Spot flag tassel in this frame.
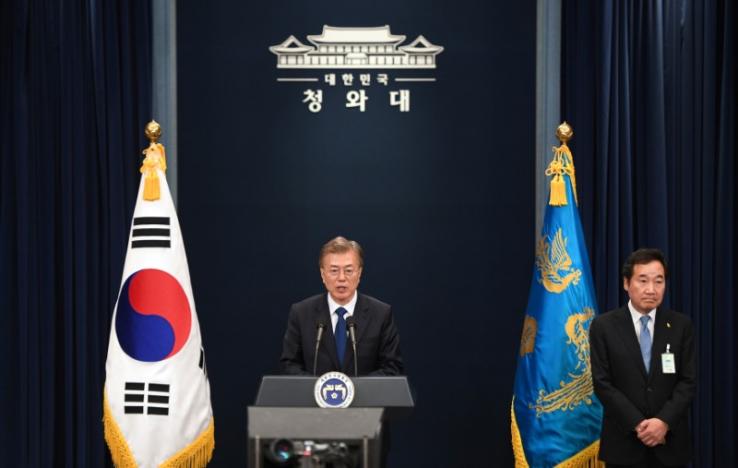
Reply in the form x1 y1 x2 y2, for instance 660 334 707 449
549 172 567 206
545 143 578 207
143 173 162 201
545 122 578 207
140 130 167 201
103 391 138 468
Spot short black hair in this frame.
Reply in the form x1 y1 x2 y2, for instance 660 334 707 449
622 248 668 280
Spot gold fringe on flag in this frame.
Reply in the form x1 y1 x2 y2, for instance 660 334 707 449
103 391 215 468
555 440 604 468
511 397 529 468
103 391 138 468
511 398 603 468
545 122 579 207
160 418 215 468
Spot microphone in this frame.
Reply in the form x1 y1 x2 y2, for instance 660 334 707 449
313 321 326 376
346 318 358 377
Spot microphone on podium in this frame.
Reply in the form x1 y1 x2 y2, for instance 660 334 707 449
313 321 326 376
346 317 358 377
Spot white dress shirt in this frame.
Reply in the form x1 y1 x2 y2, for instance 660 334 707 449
628 300 656 342
327 291 357 333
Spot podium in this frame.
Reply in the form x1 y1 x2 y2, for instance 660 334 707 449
248 376 414 468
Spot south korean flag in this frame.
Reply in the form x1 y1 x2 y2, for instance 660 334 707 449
103 161 214 467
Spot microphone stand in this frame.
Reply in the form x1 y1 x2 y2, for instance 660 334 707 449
347 320 358 377
313 322 325 376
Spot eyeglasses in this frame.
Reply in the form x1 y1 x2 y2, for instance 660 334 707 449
325 267 358 278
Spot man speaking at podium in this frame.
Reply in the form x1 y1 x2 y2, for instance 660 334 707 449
280 236 404 376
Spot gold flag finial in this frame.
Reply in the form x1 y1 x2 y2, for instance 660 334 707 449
545 121 578 206
556 121 573 144
140 120 167 201
145 120 162 144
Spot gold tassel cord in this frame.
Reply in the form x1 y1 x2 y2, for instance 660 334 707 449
140 120 167 201
140 142 167 201
545 143 578 207
103 391 139 468
159 418 215 468
510 398 530 468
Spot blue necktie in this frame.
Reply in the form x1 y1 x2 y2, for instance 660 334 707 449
639 315 652 372
335 307 347 366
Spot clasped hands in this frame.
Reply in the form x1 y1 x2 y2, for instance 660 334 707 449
635 418 668 447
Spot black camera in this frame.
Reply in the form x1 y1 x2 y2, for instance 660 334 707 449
266 438 358 467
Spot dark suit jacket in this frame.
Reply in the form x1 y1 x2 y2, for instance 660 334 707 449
589 306 696 466
280 293 404 376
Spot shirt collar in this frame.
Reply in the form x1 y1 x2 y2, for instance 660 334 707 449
628 300 656 325
327 291 358 317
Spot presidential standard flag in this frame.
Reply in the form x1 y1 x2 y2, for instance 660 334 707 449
104 123 214 468
511 123 603 467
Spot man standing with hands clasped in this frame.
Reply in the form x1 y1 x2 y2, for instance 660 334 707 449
590 248 696 467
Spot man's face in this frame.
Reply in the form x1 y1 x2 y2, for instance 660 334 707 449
320 250 363 305
623 260 666 314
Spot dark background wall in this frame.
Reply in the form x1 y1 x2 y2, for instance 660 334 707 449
177 1 536 466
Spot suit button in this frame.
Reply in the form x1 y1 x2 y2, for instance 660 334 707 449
647 387 653 392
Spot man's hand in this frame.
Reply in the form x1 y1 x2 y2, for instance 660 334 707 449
635 418 669 447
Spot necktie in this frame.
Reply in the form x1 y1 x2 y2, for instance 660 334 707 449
639 315 652 372
335 307 347 366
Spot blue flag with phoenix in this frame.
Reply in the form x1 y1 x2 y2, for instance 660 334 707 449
511 128 603 467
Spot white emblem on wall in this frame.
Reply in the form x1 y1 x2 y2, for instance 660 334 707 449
269 25 444 69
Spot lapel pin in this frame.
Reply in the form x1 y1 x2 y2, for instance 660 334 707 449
667 322 671 328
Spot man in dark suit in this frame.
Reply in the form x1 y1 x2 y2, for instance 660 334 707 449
590 248 696 467
280 236 403 376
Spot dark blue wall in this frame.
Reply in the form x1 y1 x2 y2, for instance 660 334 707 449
178 1 536 466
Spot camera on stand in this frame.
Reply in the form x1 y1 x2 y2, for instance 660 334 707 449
266 438 359 468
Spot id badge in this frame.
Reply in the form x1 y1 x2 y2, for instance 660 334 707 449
662 344 676 374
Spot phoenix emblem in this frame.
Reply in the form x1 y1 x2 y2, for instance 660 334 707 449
535 228 582 294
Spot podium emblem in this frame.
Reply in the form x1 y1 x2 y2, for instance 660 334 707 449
314 372 355 408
